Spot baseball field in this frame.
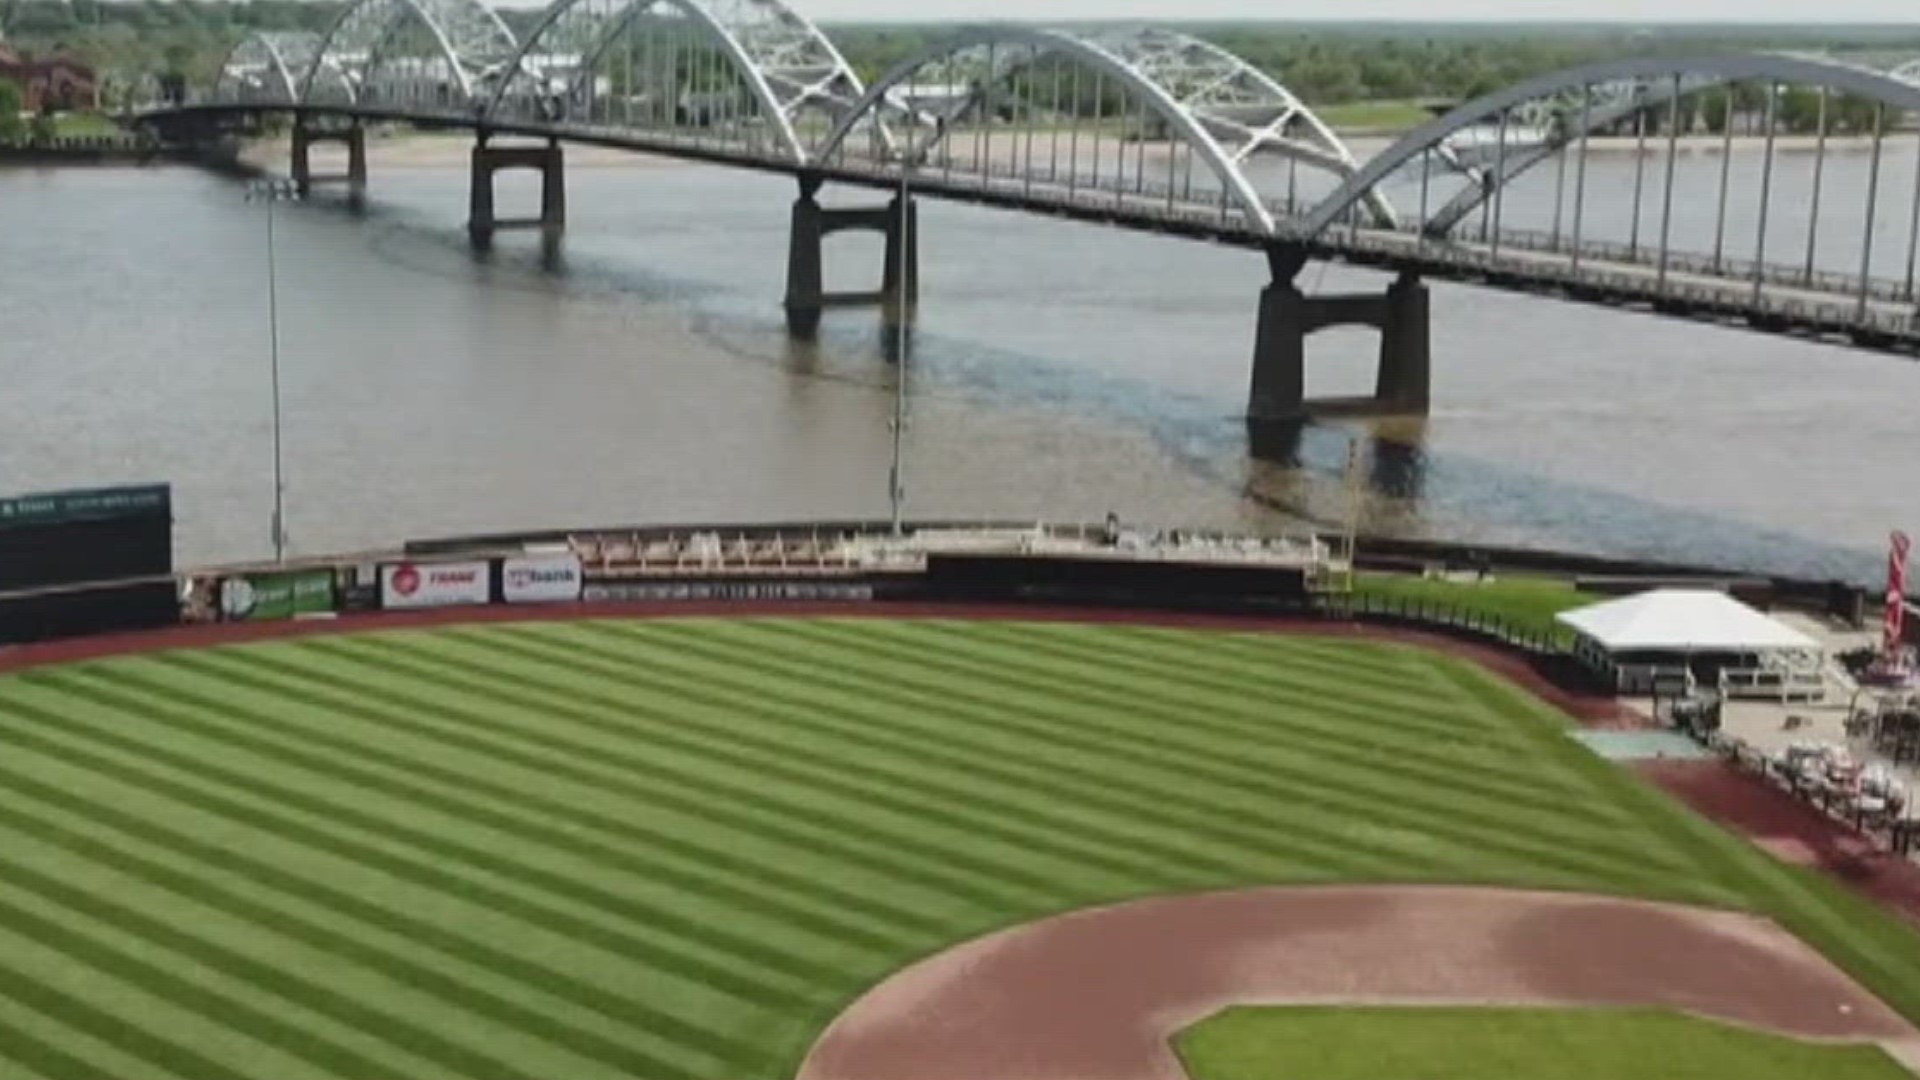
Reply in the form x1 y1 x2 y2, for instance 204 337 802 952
0 614 1918 1079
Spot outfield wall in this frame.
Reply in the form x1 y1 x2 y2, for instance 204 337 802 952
0 517 1884 663
416 521 1877 626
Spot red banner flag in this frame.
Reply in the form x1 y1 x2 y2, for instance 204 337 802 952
1888 531 1911 660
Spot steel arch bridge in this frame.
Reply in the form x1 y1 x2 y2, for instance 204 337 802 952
170 35 1920 421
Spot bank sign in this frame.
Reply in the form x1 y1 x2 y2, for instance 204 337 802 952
381 561 491 610
0 484 170 529
221 570 336 622
503 555 582 604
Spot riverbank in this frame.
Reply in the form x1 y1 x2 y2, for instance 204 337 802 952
0 138 165 166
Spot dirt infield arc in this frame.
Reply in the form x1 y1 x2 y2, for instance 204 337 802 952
798 885 1920 1080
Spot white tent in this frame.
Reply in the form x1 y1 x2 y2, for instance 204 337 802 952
1556 590 1825 699
1557 589 1817 652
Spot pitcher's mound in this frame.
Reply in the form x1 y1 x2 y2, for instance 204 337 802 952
797 886 1920 1080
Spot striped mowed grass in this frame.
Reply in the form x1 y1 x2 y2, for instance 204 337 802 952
0 616 1917 1080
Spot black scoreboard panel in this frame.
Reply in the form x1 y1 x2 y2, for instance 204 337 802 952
0 582 180 645
0 485 176 645
924 553 1310 607
0 511 174 591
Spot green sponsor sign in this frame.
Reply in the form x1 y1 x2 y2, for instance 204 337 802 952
221 570 335 622
0 484 170 529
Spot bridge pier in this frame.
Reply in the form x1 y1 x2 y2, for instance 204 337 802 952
290 120 366 201
784 178 918 340
1249 248 1430 421
468 137 566 245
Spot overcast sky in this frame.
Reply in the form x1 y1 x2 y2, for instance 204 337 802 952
788 0 1916 20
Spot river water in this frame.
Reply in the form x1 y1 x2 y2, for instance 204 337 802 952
1 138 1916 582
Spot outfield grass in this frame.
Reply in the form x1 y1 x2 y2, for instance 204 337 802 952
1177 1006 1915 1080
1353 572 1599 644
0 618 1915 1079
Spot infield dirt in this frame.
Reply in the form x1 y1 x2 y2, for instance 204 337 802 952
797 885 1920 1080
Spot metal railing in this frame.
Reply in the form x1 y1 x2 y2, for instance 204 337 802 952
1718 665 1828 702
1336 591 1570 656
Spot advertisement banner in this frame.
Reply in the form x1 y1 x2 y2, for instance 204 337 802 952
503 554 583 604
221 570 335 622
381 561 490 610
0 483 170 530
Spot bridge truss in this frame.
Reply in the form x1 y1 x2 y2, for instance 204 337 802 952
302 0 519 109
212 32 327 107
816 25 1394 235
486 0 867 162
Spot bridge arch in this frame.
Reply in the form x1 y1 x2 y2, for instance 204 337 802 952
214 32 324 106
302 0 518 109
1299 53 1920 240
484 0 866 163
817 26 1396 235
1894 59 1920 85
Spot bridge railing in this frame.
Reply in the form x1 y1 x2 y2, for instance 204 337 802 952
829 146 1920 319
1335 228 1920 338
1443 225 1919 307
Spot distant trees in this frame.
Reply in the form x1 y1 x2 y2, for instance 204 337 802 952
2 0 345 90
3 4 1918 125
1765 86 1887 135
0 79 24 143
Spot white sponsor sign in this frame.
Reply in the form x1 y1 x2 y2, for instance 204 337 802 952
503 554 583 604
381 560 491 610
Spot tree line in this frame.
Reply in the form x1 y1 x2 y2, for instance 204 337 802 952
1 1 1917 119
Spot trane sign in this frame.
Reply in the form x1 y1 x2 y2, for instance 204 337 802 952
503 554 583 604
381 560 490 610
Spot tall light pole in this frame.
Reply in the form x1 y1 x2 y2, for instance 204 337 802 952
887 140 915 537
246 177 298 563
